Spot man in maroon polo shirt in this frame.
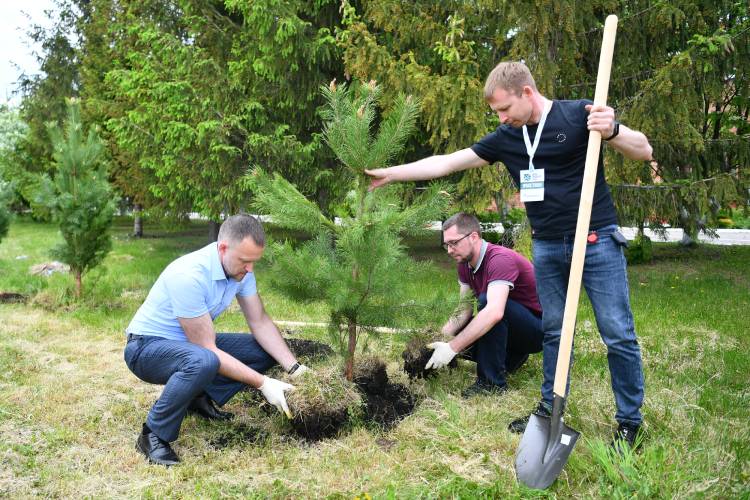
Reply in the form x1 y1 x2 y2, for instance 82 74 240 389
425 212 544 397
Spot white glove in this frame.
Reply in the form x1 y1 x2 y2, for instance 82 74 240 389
289 364 310 379
259 376 294 418
425 342 457 370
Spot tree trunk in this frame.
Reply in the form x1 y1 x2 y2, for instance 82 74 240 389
133 203 143 238
75 270 82 298
208 220 220 242
344 319 357 381
680 230 698 248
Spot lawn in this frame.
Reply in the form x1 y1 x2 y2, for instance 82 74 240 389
0 217 748 498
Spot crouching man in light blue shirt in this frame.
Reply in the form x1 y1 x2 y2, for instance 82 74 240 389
124 214 308 466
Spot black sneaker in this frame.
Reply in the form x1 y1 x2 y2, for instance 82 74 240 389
508 401 552 434
461 379 508 398
611 422 642 451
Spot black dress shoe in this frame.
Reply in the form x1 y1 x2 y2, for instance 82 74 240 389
461 379 508 398
136 425 180 466
187 393 234 421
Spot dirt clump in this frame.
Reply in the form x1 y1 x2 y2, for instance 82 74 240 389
285 365 362 441
289 406 350 441
354 356 416 429
285 338 334 363
402 337 457 379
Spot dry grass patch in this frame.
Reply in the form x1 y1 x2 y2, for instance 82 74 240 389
1 228 749 497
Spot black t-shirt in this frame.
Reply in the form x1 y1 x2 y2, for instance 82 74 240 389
471 99 618 239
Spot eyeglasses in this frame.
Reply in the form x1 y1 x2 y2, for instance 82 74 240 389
442 233 471 250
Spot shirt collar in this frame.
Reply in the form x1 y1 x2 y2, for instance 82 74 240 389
469 240 488 274
209 242 229 281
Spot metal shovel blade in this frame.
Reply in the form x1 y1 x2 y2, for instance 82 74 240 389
515 400 580 489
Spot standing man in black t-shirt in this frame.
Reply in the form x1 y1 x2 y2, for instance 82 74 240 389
365 61 653 449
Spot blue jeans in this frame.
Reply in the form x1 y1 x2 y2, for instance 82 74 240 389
466 296 543 387
124 333 276 442
532 225 644 426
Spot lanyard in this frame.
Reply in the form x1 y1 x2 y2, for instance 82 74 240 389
522 99 553 172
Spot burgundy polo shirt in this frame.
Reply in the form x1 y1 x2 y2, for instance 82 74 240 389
457 241 542 317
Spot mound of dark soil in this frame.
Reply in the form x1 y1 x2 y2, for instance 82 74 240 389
0 292 28 304
359 381 415 429
354 360 416 429
285 338 334 363
353 360 388 394
289 407 349 441
402 344 457 379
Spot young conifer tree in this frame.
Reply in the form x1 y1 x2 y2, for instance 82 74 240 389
37 100 116 297
251 80 449 380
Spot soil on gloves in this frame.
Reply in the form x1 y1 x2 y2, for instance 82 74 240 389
354 359 416 429
402 342 457 379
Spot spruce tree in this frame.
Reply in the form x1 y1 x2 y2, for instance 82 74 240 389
37 101 116 297
337 0 748 246
251 81 450 380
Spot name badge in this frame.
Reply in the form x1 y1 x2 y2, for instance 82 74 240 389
520 168 544 202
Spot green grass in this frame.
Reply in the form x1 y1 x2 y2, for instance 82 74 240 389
0 217 748 498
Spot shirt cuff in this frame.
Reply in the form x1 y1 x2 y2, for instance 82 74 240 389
487 279 513 290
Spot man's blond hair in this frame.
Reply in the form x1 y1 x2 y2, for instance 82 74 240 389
483 61 537 99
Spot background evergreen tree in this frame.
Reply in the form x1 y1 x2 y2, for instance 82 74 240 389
0 182 12 244
6 0 746 248
36 101 116 297
337 0 748 245
10 0 85 216
96 0 346 237
251 81 450 380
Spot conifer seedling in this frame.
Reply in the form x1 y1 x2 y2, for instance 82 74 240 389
36 100 116 297
251 80 450 380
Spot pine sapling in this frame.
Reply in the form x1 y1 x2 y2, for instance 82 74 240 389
36 100 116 297
251 80 450 380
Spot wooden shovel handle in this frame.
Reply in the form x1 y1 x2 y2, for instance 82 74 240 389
553 15 618 397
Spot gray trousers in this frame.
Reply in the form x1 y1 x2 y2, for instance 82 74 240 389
124 333 275 442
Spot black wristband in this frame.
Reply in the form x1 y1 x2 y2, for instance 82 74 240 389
604 121 620 141
287 362 300 375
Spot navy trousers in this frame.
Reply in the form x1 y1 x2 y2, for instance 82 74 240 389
124 333 276 442
466 295 544 387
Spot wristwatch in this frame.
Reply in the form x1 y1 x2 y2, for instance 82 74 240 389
604 121 620 141
287 362 301 375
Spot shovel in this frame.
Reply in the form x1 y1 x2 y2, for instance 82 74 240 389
515 15 619 490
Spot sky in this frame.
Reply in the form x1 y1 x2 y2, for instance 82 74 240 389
0 0 57 106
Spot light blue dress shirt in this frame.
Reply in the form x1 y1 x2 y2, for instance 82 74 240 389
126 242 257 341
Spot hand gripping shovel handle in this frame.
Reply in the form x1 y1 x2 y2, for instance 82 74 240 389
515 16 618 490
553 15 618 398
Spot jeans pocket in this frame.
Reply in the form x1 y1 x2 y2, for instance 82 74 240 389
610 230 629 248
124 337 147 373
